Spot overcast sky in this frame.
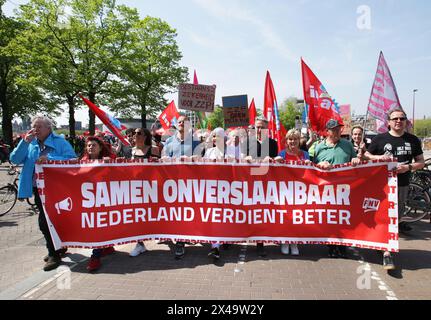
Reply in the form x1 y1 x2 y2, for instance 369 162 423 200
4 0 430 126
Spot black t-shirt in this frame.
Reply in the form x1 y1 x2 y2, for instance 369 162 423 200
367 132 423 186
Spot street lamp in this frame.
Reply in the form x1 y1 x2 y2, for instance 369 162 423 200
413 89 418 131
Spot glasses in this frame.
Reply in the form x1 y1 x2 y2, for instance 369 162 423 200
390 117 407 122
134 131 143 136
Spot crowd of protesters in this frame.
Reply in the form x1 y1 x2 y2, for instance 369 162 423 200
6 108 425 273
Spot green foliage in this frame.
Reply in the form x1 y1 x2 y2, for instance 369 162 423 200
206 106 225 129
279 98 303 130
15 0 188 133
107 16 188 126
414 118 431 138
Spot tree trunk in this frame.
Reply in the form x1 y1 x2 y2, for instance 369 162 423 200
0 90 13 146
88 91 96 135
67 95 76 139
141 103 147 129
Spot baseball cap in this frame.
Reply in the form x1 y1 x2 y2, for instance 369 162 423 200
326 119 344 130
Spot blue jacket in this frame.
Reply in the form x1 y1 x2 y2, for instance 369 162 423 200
10 133 77 199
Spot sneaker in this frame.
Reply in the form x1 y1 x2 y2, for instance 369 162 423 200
175 243 185 259
256 243 267 257
208 247 220 259
290 244 299 256
43 256 61 272
101 247 116 257
87 257 102 272
383 254 395 270
130 243 146 257
281 244 290 255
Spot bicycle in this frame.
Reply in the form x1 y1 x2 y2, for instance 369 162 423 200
403 158 431 223
0 167 37 217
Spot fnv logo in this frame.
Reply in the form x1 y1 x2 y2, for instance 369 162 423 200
363 198 380 213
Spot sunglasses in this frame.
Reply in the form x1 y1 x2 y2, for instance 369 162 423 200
135 131 144 136
390 117 407 121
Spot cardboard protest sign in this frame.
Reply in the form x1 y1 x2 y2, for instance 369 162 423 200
339 104 352 136
178 83 216 112
222 95 249 128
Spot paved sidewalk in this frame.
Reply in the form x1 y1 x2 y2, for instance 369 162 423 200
1 163 430 301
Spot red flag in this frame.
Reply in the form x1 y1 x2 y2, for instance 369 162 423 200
159 100 180 130
301 58 343 136
264 71 286 152
193 70 199 85
249 98 257 126
79 95 130 146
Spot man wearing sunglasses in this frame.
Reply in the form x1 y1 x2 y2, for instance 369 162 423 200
365 108 425 270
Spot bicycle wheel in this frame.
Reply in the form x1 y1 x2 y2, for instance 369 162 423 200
0 185 18 217
402 183 431 223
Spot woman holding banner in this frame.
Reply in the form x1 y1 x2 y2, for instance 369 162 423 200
81 136 117 272
275 129 311 256
129 128 162 257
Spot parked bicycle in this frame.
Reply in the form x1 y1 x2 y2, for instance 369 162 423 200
403 158 431 223
0 166 37 217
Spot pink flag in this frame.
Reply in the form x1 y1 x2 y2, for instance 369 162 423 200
367 52 404 133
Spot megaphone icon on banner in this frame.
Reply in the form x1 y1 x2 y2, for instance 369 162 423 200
55 197 73 215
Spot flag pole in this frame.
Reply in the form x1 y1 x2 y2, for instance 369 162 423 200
300 58 310 131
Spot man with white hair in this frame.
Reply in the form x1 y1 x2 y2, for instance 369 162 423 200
10 115 76 271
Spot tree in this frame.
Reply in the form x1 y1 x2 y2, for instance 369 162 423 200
279 98 303 130
108 17 188 128
206 106 224 129
19 0 141 135
14 0 78 136
0 1 57 144
414 118 431 138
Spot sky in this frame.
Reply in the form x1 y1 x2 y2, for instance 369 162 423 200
4 0 431 126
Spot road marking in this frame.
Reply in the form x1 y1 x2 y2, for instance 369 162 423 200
20 249 90 299
234 243 248 274
351 247 398 300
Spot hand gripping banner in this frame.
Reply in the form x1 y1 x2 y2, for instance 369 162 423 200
35 160 399 252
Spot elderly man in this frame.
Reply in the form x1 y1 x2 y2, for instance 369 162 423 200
10 115 76 271
365 108 425 270
313 119 361 259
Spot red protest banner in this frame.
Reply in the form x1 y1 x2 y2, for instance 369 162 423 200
36 161 399 252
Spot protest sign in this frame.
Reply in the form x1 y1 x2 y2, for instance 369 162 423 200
178 83 216 112
36 160 399 252
222 95 249 128
339 104 352 136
